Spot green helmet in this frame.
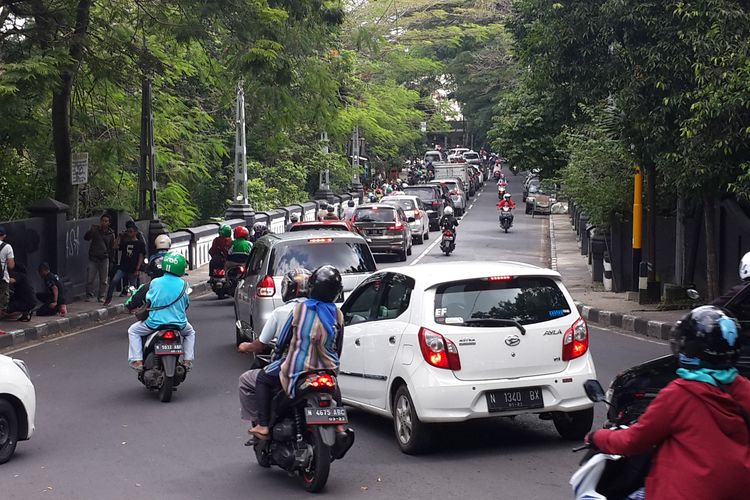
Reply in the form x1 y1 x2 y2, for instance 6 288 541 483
219 224 231 237
161 252 187 277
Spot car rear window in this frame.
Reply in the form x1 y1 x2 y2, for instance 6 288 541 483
382 199 416 211
463 153 479 160
354 207 396 222
404 187 438 201
289 224 347 232
270 241 376 275
433 276 571 326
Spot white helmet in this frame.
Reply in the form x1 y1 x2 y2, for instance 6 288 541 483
444 206 454 216
154 234 171 250
740 251 750 281
504 193 511 200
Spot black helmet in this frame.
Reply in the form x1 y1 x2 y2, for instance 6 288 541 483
281 268 312 302
309 265 342 302
252 223 269 239
670 305 742 369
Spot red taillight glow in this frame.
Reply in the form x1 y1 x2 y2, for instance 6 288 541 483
257 275 276 297
387 222 405 231
443 230 454 237
418 327 461 371
216 269 225 277
308 238 334 244
310 374 336 389
238 266 246 274
487 275 513 281
162 331 177 340
414 210 422 219
562 317 589 361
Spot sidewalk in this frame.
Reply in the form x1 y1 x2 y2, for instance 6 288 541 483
0 266 211 350
549 214 689 340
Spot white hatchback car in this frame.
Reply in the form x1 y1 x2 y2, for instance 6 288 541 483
339 261 596 454
0 354 36 463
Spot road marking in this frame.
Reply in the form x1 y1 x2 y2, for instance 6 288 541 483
411 232 443 265
590 325 668 345
3 292 214 355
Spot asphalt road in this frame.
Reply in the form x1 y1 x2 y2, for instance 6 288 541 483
1 175 669 500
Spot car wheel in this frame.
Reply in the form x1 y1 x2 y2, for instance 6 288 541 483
415 234 423 245
407 242 412 256
392 385 431 455
0 399 19 464
424 229 429 241
552 408 594 440
398 249 407 261
525 204 533 215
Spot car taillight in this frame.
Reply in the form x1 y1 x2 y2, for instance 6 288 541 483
387 222 405 232
432 201 440 207
562 317 589 361
238 266 246 274
257 275 276 297
418 327 461 370
162 330 177 340
414 210 422 219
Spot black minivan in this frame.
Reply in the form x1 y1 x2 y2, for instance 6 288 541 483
403 184 450 230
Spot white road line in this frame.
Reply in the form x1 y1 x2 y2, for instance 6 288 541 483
590 325 669 345
410 232 443 265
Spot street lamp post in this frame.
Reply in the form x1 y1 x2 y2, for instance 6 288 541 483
225 81 255 226
313 131 333 203
351 126 363 198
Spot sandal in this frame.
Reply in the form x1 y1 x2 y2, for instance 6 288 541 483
129 360 144 372
248 426 270 440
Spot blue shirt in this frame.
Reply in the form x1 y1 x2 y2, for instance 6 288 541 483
258 298 305 344
144 273 189 330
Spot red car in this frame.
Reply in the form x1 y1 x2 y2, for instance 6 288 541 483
289 220 361 234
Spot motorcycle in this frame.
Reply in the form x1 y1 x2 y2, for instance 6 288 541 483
440 228 456 256
138 324 190 403
223 263 245 297
253 370 355 492
499 206 514 233
510 165 519 176
209 263 229 299
570 380 651 500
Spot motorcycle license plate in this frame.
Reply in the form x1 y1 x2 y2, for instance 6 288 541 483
486 387 543 412
304 407 348 425
443 236 454 241
155 343 183 355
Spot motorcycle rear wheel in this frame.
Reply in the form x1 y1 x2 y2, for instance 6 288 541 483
301 428 331 493
159 375 174 403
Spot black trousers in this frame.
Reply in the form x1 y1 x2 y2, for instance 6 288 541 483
36 292 62 316
256 370 281 427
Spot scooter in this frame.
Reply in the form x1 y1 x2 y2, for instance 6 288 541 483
440 228 456 256
209 264 229 299
570 380 651 500
499 206 514 233
138 325 189 403
253 370 355 493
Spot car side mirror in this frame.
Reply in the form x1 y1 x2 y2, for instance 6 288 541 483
408 217 416 223
583 379 607 403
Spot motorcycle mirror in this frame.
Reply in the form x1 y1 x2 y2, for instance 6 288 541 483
686 288 701 300
583 379 607 403
186 287 193 296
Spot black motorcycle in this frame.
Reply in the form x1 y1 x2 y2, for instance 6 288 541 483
440 227 456 256
223 263 245 297
253 370 355 492
139 325 189 403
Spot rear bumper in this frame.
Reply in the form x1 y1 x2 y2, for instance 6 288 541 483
400 353 596 422
365 236 405 253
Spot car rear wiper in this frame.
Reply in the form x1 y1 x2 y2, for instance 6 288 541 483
462 318 526 335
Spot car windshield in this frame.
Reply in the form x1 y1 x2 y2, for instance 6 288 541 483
463 153 479 160
270 242 376 275
425 154 441 162
434 277 571 326
404 187 437 201
382 199 416 211
354 207 395 222
440 182 458 192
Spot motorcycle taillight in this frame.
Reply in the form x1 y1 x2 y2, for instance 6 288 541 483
162 330 177 340
215 269 225 277
308 373 336 390
443 230 454 237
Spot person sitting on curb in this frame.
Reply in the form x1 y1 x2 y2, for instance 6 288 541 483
36 262 67 316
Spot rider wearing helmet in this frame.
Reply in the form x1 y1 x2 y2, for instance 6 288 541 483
251 223 270 243
439 205 459 235
713 251 750 308
127 252 196 371
146 234 172 279
209 224 233 275
227 226 251 264
587 305 750 499
250 265 345 440
497 193 516 210
238 268 313 436
317 202 329 221
323 205 339 220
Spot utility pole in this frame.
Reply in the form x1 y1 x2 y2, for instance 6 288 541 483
632 165 643 291
351 126 363 197
313 131 333 202
224 81 254 226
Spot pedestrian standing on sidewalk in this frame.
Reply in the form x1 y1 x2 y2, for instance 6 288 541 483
104 224 146 306
36 262 67 316
84 214 115 302
0 225 15 318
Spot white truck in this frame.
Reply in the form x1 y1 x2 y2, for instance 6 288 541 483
433 163 474 197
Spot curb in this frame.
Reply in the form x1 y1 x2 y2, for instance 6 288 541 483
0 281 211 350
548 215 676 340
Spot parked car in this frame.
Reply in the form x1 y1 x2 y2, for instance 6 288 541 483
289 220 360 234
380 195 430 244
468 165 484 186
403 184 447 231
525 182 558 215
339 261 596 454
522 176 540 202
233 230 376 345
0 354 36 464
429 179 467 216
353 204 413 261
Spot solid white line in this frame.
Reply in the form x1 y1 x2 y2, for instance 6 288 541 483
590 324 668 345
410 232 443 265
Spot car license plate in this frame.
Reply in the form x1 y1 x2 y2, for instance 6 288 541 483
368 229 383 236
486 387 544 412
304 407 348 425
155 344 183 355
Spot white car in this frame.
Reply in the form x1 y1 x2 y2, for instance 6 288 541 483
339 261 596 454
0 354 36 463
380 195 430 244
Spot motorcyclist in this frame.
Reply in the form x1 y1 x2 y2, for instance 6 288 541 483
146 234 172 279
497 193 516 210
208 224 232 276
343 200 356 221
237 268 312 440
249 265 344 440
251 223 270 243
713 251 750 308
586 305 750 499
127 252 195 371
227 226 251 265
323 206 339 220
439 206 459 235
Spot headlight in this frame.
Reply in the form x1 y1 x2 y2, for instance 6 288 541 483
13 358 31 380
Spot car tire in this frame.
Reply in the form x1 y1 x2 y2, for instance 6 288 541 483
407 243 412 256
424 230 429 241
415 234 423 245
525 204 533 215
392 385 431 455
398 249 407 262
0 399 19 464
552 408 594 440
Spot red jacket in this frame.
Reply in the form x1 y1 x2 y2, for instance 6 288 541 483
593 377 750 500
209 236 232 258
497 200 516 210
